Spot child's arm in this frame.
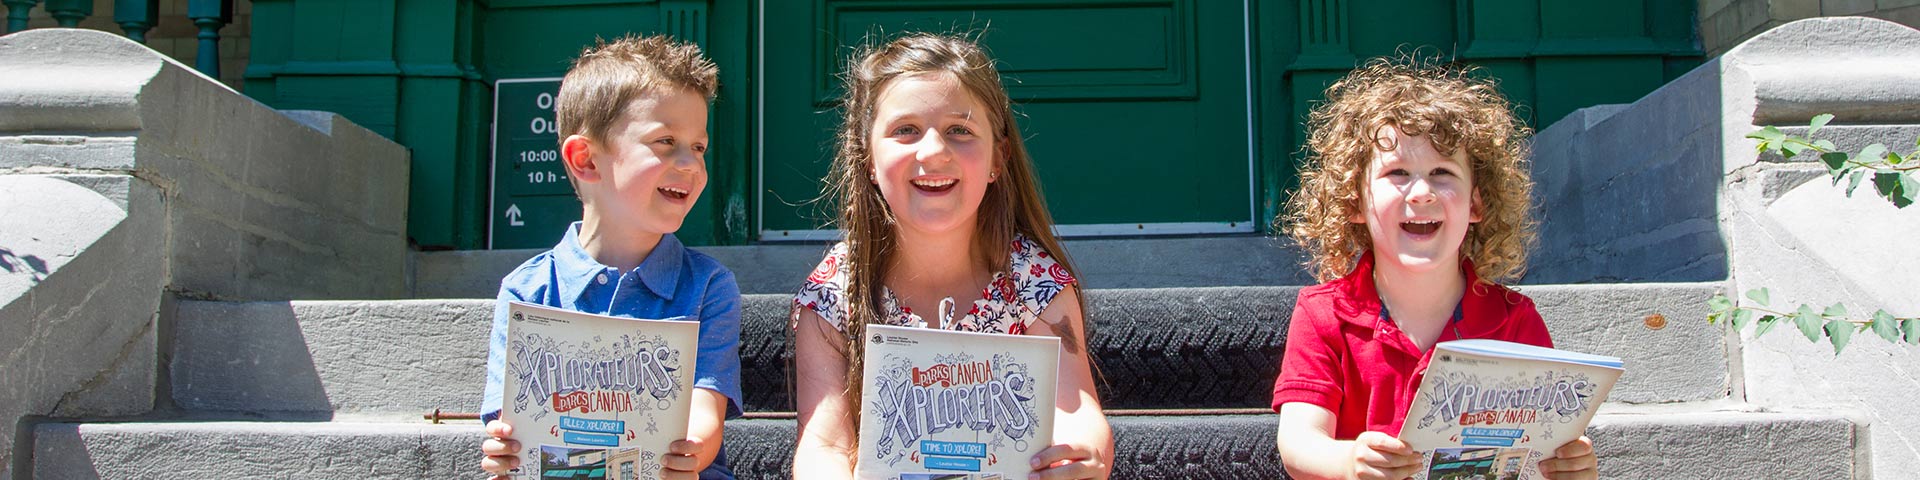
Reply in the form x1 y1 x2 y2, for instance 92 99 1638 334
481 288 518 477
1275 402 1422 480
1539 436 1597 480
1025 287 1114 480
792 308 859 478
661 388 729 478
665 268 745 477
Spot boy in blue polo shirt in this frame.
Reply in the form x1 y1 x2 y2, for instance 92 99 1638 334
479 35 742 480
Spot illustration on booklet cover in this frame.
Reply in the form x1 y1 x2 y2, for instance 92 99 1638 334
503 301 699 480
1400 339 1624 480
857 324 1060 480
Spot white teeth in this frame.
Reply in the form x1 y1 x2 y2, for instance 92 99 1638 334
660 187 688 195
1406 220 1439 225
911 179 957 188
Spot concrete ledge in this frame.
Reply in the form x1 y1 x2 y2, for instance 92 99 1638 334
1518 283 1730 404
32 407 1858 479
1 176 164 479
1722 17 1920 124
0 28 411 301
171 300 493 416
171 282 1731 416
1589 408 1859 479
411 235 1313 297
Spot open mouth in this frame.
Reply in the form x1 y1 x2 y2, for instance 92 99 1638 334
910 178 958 193
658 186 690 201
1401 220 1441 236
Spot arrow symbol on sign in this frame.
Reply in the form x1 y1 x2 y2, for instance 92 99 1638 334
505 204 526 226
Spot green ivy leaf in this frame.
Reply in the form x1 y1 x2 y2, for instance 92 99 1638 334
1875 171 1916 209
1901 173 1919 209
1708 295 1734 313
1796 305 1824 342
1756 315 1781 338
1748 127 1785 153
1891 151 1906 166
1902 316 1920 344
1862 143 1889 163
1746 288 1771 307
1827 319 1855 354
1784 141 1809 158
1876 171 1903 203
1846 170 1868 197
1822 152 1850 175
1731 309 1755 332
1808 114 1834 135
1824 303 1849 319
1814 139 1838 151
1871 310 1900 342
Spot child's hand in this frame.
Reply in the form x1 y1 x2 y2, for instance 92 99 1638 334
1539 435 1597 480
660 437 706 480
1348 431 1421 480
480 420 521 479
1028 442 1110 480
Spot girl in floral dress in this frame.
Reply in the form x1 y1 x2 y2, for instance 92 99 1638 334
788 33 1113 480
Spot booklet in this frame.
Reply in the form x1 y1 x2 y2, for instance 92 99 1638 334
500 301 700 480
856 324 1061 480
1399 339 1624 480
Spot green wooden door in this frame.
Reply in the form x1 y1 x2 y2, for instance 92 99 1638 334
759 0 1256 239
480 0 755 249
248 0 755 250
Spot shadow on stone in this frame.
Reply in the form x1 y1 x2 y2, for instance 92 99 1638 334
170 301 334 418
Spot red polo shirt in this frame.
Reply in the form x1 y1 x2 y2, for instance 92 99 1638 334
1270 253 1552 440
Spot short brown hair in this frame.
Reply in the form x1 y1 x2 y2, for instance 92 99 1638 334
1281 56 1536 283
556 34 718 145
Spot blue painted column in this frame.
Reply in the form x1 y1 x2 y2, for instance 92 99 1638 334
44 0 87 27
115 0 159 43
187 0 230 78
3 0 36 34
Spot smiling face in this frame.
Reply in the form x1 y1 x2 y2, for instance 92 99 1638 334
1354 124 1481 274
868 71 999 238
589 87 710 235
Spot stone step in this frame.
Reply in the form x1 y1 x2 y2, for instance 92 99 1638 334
31 406 1859 479
170 283 1727 416
412 236 1312 297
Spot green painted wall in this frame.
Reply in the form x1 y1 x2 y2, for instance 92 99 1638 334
246 0 1699 249
1256 0 1701 226
246 0 752 250
760 0 1255 237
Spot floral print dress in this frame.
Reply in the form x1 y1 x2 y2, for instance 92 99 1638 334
792 234 1076 335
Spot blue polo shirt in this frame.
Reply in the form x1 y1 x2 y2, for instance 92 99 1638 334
481 222 743 479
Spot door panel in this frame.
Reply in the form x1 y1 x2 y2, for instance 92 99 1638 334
759 0 1254 237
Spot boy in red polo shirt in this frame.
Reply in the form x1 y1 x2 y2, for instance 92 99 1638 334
1270 58 1598 480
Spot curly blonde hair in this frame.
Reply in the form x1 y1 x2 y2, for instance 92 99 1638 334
1281 57 1536 284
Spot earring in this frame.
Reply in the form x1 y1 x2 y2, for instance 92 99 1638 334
990 171 999 181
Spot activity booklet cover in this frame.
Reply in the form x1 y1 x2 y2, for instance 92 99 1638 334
856 324 1061 480
1399 339 1624 480
501 301 700 480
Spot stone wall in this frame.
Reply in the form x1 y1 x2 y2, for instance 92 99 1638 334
1700 0 1920 56
0 28 405 479
1529 17 1920 478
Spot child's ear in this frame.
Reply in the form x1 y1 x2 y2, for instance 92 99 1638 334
1469 188 1485 223
561 134 600 184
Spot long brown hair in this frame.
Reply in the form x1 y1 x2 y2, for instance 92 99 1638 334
824 33 1087 412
